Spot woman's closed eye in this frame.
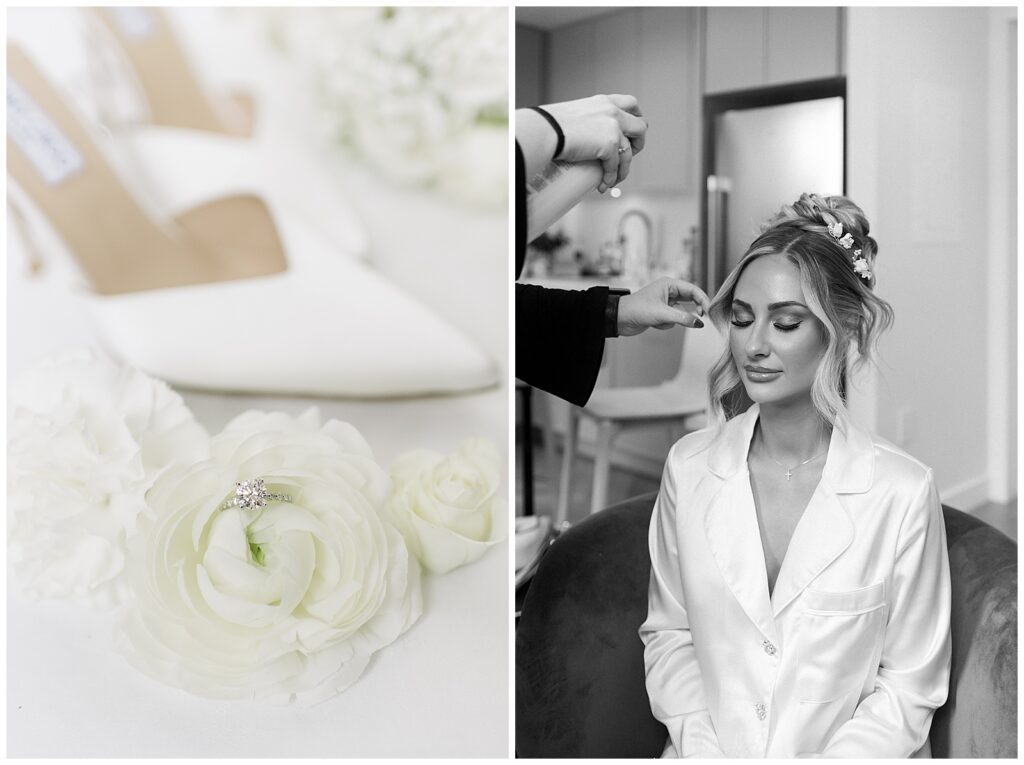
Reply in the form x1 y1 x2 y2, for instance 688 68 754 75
729 316 803 332
730 311 753 328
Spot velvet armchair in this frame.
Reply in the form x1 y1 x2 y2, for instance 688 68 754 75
516 493 1017 758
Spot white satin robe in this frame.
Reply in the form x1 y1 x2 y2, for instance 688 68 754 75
639 405 951 758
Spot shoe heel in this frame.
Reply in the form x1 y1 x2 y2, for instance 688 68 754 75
85 7 253 136
8 44 288 295
79 7 154 130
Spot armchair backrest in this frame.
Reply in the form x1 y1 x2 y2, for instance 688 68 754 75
516 493 1017 757
931 505 1017 757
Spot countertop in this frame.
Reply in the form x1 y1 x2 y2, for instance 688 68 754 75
517 273 642 291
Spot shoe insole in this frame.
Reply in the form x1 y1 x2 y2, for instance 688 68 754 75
90 7 254 137
7 45 284 295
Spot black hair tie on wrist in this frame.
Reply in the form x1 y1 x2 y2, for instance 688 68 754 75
529 106 565 160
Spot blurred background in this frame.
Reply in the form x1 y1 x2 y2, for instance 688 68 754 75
7 6 508 758
515 7 1017 541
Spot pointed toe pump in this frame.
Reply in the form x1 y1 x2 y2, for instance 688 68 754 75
7 46 498 398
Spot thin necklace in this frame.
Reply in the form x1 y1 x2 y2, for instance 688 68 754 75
765 447 827 481
758 423 828 481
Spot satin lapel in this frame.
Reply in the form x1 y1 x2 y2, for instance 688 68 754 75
703 471 777 643
770 412 870 616
770 482 854 617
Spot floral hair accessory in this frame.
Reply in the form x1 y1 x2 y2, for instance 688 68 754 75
851 249 872 282
827 221 872 283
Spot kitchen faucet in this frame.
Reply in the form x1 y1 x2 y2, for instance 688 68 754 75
616 208 656 277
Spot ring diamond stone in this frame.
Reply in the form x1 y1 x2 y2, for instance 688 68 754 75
219 478 291 512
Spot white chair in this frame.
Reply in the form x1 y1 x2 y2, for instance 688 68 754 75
557 325 726 522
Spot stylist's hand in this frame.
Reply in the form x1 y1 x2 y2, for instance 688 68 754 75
542 94 648 193
618 278 711 337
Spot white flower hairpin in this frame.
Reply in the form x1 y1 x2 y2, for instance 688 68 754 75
827 221 872 283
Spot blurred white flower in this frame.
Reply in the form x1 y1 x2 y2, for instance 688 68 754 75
116 408 422 705
438 123 510 209
258 7 508 206
7 349 208 607
386 438 506 574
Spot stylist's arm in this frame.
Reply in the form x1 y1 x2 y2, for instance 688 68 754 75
516 94 648 192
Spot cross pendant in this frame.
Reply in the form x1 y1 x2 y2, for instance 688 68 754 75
784 469 793 481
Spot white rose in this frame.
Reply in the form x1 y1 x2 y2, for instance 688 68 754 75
116 408 422 705
386 438 506 574
7 349 208 608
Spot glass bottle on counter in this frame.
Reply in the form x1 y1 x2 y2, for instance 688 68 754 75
677 225 697 281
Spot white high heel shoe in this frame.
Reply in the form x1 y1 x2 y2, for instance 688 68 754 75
7 45 498 398
81 6 370 261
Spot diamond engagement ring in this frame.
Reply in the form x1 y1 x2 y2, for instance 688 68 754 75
218 478 291 512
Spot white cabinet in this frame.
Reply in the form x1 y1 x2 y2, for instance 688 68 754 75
704 7 765 94
765 7 843 86
592 10 640 96
704 7 843 93
515 25 546 108
634 7 699 193
545 8 699 194
548 22 594 103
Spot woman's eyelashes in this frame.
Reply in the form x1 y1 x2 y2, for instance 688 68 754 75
729 315 803 332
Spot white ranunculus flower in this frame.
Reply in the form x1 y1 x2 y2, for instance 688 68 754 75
7 349 208 608
386 438 506 575
116 408 422 705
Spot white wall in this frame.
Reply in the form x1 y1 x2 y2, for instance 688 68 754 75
847 7 1015 509
986 9 1017 502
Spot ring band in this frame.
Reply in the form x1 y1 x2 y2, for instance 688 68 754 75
218 478 291 512
618 145 630 154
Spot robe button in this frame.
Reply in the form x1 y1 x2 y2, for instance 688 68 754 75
754 703 767 721
762 639 777 656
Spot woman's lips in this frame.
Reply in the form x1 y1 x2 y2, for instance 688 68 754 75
744 366 782 382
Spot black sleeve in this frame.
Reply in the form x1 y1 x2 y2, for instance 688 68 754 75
514 140 608 407
515 283 608 407
516 141 527 277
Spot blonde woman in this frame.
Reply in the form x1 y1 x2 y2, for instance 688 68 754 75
640 194 951 757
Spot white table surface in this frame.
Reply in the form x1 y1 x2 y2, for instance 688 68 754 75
7 7 509 757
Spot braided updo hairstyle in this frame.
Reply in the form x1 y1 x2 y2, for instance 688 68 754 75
707 193 894 429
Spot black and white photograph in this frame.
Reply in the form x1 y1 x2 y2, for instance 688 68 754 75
515 5 1017 758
